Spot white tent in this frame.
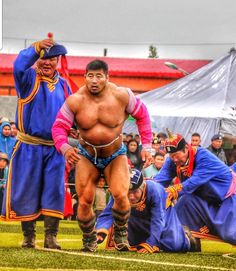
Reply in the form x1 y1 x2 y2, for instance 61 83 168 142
125 49 236 147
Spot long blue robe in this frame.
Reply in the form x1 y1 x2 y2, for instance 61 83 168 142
96 180 190 252
1 45 72 221
153 147 236 245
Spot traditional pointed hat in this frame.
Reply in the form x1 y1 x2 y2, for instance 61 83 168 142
164 128 186 153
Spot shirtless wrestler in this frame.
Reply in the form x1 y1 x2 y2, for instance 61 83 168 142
52 59 152 252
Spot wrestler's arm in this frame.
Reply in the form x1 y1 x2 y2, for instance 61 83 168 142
52 95 80 164
179 152 222 196
153 158 176 188
124 88 153 167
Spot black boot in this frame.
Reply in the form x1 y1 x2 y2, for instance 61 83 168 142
78 216 97 252
44 216 61 250
183 225 201 252
112 208 130 251
21 221 36 248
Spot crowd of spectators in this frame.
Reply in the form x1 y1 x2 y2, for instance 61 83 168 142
1 113 235 222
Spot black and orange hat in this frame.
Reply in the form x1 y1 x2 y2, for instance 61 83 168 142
164 128 186 153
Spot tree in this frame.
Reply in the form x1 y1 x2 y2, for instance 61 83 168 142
148 44 158 58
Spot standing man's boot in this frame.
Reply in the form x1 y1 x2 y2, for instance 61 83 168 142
44 216 61 249
78 215 97 252
21 220 36 248
112 208 130 251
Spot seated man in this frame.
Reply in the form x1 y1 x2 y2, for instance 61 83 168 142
96 169 200 253
153 130 236 245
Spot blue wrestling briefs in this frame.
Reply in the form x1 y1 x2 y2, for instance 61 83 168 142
77 142 127 169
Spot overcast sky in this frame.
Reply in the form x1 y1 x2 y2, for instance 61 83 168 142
2 0 236 59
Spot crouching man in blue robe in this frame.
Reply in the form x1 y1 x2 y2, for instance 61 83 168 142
153 130 236 245
96 169 200 253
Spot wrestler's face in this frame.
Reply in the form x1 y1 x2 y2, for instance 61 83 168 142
169 147 189 166
85 69 108 95
128 188 143 204
36 57 59 78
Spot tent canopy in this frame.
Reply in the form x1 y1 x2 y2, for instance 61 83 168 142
124 49 236 147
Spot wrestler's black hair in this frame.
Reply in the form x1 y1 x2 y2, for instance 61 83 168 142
86 59 108 75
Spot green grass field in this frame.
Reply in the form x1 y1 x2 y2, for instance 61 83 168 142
0 220 235 271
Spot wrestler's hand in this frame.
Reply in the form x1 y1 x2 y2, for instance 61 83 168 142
165 184 183 202
64 147 80 165
140 149 153 168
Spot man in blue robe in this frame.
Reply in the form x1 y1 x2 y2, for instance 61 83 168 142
96 169 200 253
1 36 72 249
153 130 236 245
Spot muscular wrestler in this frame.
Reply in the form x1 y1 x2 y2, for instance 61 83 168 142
52 59 152 252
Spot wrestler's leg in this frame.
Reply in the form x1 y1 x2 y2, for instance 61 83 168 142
75 156 100 251
104 155 130 251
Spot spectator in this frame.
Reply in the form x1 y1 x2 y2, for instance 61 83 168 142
0 117 10 126
154 130 236 246
134 134 142 151
156 132 167 152
127 139 143 171
207 134 227 164
191 132 201 147
64 162 74 220
0 121 16 158
0 153 8 212
94 175 108 218
96 169 200 253
10 122 18 138
1 36 72 249
142 152 165 179
126 133 134 143
122 133 128 146
151 137 161 154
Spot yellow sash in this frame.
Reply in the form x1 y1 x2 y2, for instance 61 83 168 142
17 131 54 146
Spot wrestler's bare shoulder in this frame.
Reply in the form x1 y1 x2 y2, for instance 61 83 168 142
66 90 84 112
110 84 130 102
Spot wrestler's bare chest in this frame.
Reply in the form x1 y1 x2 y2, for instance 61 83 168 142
75 95 127 130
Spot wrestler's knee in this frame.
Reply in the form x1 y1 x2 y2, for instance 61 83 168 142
78 196 94 212
112 192 129 210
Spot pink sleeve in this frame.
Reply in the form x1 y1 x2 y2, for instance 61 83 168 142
52 102 74 155
126 89 152 149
